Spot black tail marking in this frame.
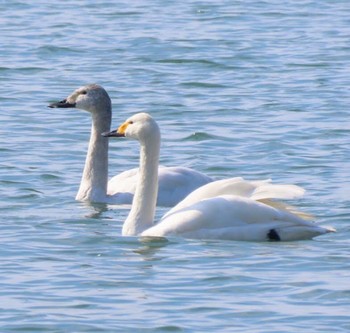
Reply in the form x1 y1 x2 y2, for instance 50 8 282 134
267 229 281 241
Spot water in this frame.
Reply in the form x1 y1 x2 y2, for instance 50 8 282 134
1 0 350 332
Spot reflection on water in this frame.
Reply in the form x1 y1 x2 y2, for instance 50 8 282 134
133 236 171 261
83 202 110 219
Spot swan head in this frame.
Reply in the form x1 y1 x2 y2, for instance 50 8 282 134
102 112 160 143
49 84 111 114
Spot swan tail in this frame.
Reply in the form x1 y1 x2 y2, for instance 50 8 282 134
275 225 336 241
251 184 305 201
258 199 314 221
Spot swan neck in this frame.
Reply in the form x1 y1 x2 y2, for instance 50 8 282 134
76 110 111 202
122 135 160 236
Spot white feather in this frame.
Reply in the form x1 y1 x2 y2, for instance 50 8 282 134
108 113 335 242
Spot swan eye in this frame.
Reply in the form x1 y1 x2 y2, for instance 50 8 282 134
129 121 133 124
81 90 87 95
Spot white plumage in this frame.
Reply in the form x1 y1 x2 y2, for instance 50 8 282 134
107 165 212 206
104 112 335 242
49 84 212 206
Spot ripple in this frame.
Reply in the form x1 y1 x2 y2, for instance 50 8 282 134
36 45 83 54
40 173 61 181
182 132 217 141
157 58 227 68
181 81 228 88
0 66 48 72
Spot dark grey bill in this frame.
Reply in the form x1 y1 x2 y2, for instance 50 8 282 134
48 99 76 108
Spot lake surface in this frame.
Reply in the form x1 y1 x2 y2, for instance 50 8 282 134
1 1 349 332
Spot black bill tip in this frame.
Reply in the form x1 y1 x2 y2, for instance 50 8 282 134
48 99 76 108
101 130 125 138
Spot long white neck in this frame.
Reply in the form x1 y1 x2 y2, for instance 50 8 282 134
76 112 111 202
122 134 160 236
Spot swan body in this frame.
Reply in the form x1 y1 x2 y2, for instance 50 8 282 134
107 165 212 206
49 84 212 206
104 112 335 242
162 177 305 219
143 195 329 241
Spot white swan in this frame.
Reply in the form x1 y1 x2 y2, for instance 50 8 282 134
49 84 212 206
103 112 335 241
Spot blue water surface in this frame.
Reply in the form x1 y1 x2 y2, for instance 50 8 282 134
0 1 349 332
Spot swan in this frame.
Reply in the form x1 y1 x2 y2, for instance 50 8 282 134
103 112 335 241
49 84 212 206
